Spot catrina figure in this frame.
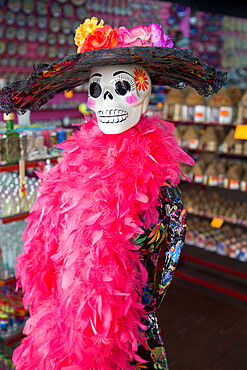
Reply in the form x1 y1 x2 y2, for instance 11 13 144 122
0 18 226 369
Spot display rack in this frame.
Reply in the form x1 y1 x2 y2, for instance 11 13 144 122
0 278 16 287
0 330 25 347
184 148 247 160
0 157 59 173
181 179 247 194
177 244 247 303
187 210 247 228
0 213 29 225
172 120 239 128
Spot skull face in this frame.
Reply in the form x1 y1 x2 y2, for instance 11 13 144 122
87 64 152 134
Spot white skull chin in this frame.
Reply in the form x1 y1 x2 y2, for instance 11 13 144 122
87 64 152 134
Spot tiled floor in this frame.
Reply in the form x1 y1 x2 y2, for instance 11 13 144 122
158 276 247 370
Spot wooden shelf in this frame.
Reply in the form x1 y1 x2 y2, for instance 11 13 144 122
176 244 247 303
182 147 247 160
181 179 247 194
1 213 29 224
187 211 247 229
0 327 25 346
0 277 16 287
0 157 59 173
173 120 238 128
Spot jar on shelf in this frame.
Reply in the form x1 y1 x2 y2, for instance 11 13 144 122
240 165 247 192
162 88 184 121
224 164 241 189
199 126 218 151
182 125 200 149
217 160 227 187
182 86 206 122
227 85 242 123
208 88 233 124
220 128 243 154
192 160 204 183
236 89 247 124
204 162 219 186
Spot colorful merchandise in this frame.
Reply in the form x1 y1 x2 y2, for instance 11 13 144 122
0 17 225 369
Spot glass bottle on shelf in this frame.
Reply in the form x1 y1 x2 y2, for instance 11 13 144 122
2 113 20 164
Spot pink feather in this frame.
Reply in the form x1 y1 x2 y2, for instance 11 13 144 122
13 115 193 369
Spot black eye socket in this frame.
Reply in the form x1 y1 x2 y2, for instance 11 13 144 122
115 80 131 96
89 82 102 98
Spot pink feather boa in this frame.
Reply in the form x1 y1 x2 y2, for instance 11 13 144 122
13 115 193 369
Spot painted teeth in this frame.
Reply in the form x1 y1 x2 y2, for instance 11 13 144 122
97 109 128 124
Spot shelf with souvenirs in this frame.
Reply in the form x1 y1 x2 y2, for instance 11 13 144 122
0 281 28 370
180 154 247 192
161 85 247 188
175 180 247 301
177 244 247 303
0 112 69 223
179 180 247 261
158 84 247 298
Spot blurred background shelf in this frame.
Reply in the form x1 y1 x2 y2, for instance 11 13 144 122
0 213 29 225
0 158 59 173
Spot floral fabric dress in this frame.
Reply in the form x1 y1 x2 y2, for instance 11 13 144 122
131 182 186 369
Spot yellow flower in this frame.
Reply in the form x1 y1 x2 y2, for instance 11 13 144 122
74 17 104 52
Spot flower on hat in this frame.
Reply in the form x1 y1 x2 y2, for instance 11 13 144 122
80 25 118 53
75 17 118 53
117 23 174 48
75 17 173 53
150 23 174 47
117 25 152 47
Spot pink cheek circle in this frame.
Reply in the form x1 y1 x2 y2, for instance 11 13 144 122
125 93 138 105
87 97 96 109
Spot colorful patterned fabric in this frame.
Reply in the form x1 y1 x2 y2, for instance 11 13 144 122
131 182 186 369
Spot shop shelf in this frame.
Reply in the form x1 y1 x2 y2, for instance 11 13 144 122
175 269 247 302
0 157 59 173
175 244 247 303
182 147 247 160
0 327 25 346
182 247 247 278
180 179 247 194
173 120 238 128
0 277 16 287
0 213 29 225
187 211 247 229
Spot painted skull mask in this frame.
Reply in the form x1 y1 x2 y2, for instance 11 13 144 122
87 64 152 134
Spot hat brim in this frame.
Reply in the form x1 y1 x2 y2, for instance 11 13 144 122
0 46 227 114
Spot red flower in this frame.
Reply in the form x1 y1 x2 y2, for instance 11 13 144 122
78 25 118 53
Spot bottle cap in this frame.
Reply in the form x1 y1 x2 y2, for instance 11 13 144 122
3 112 15 121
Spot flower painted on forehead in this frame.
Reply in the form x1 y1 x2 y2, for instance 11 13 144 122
134 68 149 91
74 17 173 54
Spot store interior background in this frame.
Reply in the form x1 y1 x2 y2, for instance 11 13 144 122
0 0 247 369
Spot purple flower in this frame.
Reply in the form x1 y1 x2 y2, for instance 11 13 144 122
117 23 173 48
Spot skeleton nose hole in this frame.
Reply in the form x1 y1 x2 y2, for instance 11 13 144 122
104 91 113 100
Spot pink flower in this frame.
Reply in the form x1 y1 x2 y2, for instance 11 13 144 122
150 23 174 47
117 26 144 47
117 23 173 48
